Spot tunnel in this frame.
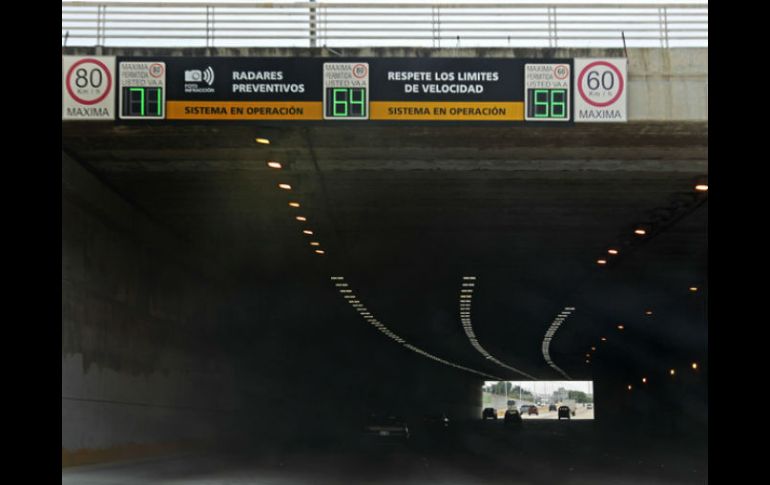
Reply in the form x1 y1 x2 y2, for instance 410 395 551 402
62 47 707 484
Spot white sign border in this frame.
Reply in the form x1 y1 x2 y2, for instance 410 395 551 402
574 58 628 123
62 55 116 121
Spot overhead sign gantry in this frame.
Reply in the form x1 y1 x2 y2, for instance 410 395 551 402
62 56 627 123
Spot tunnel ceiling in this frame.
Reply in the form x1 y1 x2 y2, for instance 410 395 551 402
62 121 708 382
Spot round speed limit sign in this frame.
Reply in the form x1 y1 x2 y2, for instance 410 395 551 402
574 59 627 122
62 56 116 120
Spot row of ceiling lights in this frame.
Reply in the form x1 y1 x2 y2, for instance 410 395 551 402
261 136 506 381
542 307 575 380
459 277 535 380
626 362 700 391
331 276 503 380
584 287 702 366
594 180 708 267
259 137 326 256
586 180 707 375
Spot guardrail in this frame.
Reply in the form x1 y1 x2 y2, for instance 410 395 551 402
62 1 707 49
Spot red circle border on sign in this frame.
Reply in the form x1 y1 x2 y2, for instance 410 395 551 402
577 61 624 108
352 63 368 79
65 58 113 106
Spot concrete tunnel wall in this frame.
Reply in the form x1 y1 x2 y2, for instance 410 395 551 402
61 151 484 466
62 151 244 465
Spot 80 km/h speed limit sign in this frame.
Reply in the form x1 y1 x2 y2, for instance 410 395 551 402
574 59 627 123
62 56 116 120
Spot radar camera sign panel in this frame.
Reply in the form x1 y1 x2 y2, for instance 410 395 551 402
323 63 369 120
574 59 627 123
119 61 166 119
524 63 571 122
62 56 116 120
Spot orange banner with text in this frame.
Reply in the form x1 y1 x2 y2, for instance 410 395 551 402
370 101 524 121
167 101 323 120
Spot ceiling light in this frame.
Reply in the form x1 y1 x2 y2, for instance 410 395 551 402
310 242 320 246
695 184 708 192
601 337 607 342
642 377 647 384
315 249 325 255
608 249 619 255
278 183 291 190
289 202 300 208
585 360 590 364
645 310 653 316
597 259 607 265
689 287 698 292
255 137 270 145
617 324 624 330
627 385 633 391
591 346 596 351
669 369 676 376
296 216 307 222
691 362 698 370
303 230 313 235
586 353 591 358
634 228 647 236
267 161 282 169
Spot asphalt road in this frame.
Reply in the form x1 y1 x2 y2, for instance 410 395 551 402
62 420 706 484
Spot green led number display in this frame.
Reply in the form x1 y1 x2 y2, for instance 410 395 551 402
326 87 366 118
528 88 567 119
122 87 163 118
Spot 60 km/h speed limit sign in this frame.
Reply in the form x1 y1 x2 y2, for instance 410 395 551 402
62 56 116 120
574 59 627 123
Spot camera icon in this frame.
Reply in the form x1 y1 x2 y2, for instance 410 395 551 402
185 70 202 82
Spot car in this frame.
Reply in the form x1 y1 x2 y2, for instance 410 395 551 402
504 409 522 425
558 406 571 420
422 413 450 429
520 405 531 414
482 407 498 420
363 414 410 441
549 404 557 412
528 406 539 415
586 403 593 409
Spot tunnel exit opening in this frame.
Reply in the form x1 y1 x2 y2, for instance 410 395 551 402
483 381 595 421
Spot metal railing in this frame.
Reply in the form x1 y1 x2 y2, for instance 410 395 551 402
62 1 708 49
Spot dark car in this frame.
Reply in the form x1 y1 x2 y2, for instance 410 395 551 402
528 406 539 416
558 406 571 420
504 409 522 425
549 404 557 412
482 407 498 420
363 414 410 441
422 413 450 429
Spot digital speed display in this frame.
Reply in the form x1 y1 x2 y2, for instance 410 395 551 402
526 88 567 119
325 87 367 118
524 63 571 122
121 87 164 118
